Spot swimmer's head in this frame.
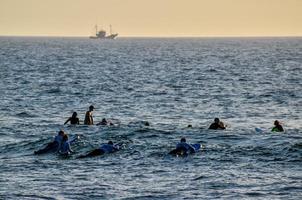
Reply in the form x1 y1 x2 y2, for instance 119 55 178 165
214 118 220 123
72 112 77 118
89 105 94 111
58 130 65 136
108 141 113 145
274 120 280 126
180 137 186 143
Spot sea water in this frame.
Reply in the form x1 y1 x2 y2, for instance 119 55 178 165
0 37 302 199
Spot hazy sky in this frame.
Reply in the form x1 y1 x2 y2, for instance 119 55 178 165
0 0 301 37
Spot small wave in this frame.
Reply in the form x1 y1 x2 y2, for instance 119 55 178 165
44 88 61 94
128 121 151 128
14 194 56 200
206 68 218 73
193 175 206 180
244 192 265 197
291 142 302 149
16 112 37 118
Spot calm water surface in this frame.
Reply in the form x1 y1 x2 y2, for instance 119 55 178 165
0 37 302 199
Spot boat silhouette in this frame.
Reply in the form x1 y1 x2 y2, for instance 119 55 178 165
89 25 118 39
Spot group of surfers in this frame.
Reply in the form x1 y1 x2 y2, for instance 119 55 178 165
207 117 284 132
35 129 198 157
34 129 120 157
35 105 285 157
64 105 113 126
64 105 284 132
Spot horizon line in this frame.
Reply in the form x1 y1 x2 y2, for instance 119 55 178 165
0 34 302 39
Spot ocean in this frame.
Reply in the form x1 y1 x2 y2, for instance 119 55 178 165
0 37 301 199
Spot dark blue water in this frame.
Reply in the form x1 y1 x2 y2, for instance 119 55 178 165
0 37 302 199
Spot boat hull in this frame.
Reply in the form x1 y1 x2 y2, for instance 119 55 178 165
89 34 118 39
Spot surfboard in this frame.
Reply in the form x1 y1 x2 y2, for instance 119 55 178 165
192 143 201 152
68 134 80 144
255 127 264 133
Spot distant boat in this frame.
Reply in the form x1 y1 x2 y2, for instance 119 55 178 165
89 25 118 39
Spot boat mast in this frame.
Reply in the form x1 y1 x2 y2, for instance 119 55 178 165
95 25 98 35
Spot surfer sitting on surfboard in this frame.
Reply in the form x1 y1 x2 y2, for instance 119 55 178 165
272 120 284 132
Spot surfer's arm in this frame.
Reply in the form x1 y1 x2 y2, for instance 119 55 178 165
67 143 73 153
113 145 120 151
64 118 71 125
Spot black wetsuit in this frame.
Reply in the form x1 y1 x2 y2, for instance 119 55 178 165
34 141 60 154
34 135 63 155
77 149 105 158
209 122 225 130
272 125 284 132
70 117 79 125
77 144 119 158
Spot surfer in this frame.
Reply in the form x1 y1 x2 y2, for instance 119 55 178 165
208 118 226 130
64 112 80 125
34 130 65 154
84 105 94 125
96 118 114 126
77 141 119 158
272 120 284 132
59 134 73 155
169 137 196 156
